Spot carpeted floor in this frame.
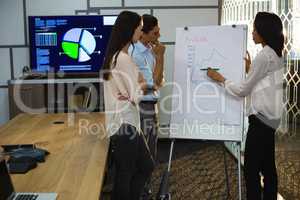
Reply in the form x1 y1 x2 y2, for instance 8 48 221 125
101 136 300 200
276 134 300 200
150 140 246 200
102 140 247 200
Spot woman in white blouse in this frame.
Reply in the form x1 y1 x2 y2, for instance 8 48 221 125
207 12 284 200
102 11 154 200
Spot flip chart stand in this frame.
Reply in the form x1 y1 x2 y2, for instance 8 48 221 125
157 25 244 200
156 138 242 200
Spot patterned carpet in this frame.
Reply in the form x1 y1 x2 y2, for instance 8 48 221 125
150 140 246 200
276 135 300 200
102 138 300 200
102 140 247 200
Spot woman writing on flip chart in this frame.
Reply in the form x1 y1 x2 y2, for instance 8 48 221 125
207 12 284 200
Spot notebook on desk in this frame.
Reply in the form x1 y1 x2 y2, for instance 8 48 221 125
0 160 57 200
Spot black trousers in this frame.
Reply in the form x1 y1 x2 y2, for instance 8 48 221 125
111 124 154 200
139 101 158 161
244 115 278 200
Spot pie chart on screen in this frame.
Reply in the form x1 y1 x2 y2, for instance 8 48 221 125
62 28 96 62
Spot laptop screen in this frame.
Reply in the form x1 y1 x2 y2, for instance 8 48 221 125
0 159 14 200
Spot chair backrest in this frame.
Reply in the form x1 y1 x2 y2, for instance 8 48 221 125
82 86 92 110
68 86 92 112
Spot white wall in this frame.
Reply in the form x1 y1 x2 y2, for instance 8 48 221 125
0 48 10 126
125 0 218 7
0 89 9 125
0 0 219 126
26 0 87 15
100 9 151 15
0 0 25 45
90 0 121 7
158 45 175 126
13 48 30 79
155 9 219 42
0 49 11 86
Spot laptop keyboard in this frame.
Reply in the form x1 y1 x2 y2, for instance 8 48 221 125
15 194 39 200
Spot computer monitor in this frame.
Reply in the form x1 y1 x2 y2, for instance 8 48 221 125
28 15 116 77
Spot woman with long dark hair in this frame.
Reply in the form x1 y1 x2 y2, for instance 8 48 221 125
207 12 284 199
103 11 154 200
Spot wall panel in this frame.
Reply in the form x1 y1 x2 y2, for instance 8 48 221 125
90 0 122 8
0 89 9 125
0 0 25 45
0 49 11 85
154 9 219 42
125 0 218 7
13 47 30 79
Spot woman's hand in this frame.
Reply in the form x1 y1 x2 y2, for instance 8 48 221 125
207 68 226 83
117 93 136 106
117 93 130 101
244 51 251 73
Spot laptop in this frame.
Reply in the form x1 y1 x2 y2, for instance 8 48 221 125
0 159 57 200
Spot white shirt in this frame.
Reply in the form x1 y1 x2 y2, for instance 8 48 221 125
224 45 284 120
104 51 142 137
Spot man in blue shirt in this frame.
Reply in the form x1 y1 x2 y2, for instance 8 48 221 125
129 14 165 199
129 14 165 160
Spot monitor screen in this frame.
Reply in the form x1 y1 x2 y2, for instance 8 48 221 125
28 15 116 75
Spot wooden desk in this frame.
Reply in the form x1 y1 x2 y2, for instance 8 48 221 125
0 113 109 200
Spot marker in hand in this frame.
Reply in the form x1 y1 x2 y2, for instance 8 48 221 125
200 67 220 71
